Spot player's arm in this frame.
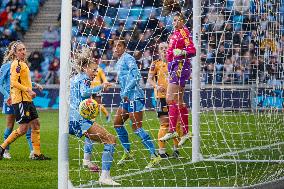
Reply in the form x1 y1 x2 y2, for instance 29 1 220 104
0 65 9 99
147 61 157 88
184 33 196 57
32 82 43 91
121 57 140 98
99 69 108 83
80 79 112 98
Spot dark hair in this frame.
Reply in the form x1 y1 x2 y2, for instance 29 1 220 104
162 0 182 16
114 37 126 47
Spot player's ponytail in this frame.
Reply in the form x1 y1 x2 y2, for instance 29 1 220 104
73 46 98 73
3 41 17 64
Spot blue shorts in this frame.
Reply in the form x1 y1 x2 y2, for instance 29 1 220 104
69 120 93 138
119 98 145 113
2 102 14 115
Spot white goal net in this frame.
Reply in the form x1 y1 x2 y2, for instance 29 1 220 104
59 0 284 188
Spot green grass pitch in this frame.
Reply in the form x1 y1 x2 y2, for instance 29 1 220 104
0 110 283 188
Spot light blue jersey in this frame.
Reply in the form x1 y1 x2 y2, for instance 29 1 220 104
69 73 103 122
0 61 11 101
115 52 144 100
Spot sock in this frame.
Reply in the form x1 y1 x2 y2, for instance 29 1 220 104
1 128 24 149
31 129 41 155
100 105 109 117
102 144 115 171
115 126 130 152
3 128 12 150
158 123 168 153
168 102 179 133
173 122 181 147
84 137 93 160
101 170 111 179
26 127 33 152
134 127 156 156
173 145 178 151
178 105 189 134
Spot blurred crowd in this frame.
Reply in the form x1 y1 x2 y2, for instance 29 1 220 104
0 0 283 86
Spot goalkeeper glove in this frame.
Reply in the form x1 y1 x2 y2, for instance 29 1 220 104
173 49 186 57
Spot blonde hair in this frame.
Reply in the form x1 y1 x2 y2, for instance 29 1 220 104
3 41 17 64
72 46 97 73
3 40 26 63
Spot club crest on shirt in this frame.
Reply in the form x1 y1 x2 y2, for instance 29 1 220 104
16 65 21 73
26 111 30 116
84 79 91 87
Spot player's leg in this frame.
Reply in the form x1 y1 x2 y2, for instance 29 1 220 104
3 113 16 159
28 102 51 160
176 89 191 146
114 104 132 164
129 99 161 168
160 83 180 141
25 127 34 159
85 123 120 186
156 98 170 158
0 102 30 159
82 137 100 172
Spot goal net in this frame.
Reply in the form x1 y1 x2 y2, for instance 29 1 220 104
59 0 284 188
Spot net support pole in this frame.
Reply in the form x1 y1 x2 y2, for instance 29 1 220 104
58 0 72 188
192 0 202 162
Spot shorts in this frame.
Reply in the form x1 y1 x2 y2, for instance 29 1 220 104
156 98 168 118
13 101 38 124
120 98 145 113
69 120 93 138
168 59 191 87
2 102 15 115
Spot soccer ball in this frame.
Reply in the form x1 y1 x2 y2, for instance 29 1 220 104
79 98 99 120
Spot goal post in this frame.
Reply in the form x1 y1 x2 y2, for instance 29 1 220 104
192 0 202 163
58 0 72 189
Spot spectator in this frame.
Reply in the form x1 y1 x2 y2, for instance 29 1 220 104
42 25 60 49
45 58 60 84
28 51 44 72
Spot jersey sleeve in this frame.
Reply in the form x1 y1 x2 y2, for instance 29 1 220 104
184 33 196 57
10 61 28 92
0 65 9 99
80 78 103 98
99 69 108 83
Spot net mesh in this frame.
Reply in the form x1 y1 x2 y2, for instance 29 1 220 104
67 0 284 187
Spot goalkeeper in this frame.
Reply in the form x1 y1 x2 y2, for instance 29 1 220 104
69 50 119 186
159 9 196 146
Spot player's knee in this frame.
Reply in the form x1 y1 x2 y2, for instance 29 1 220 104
19 125 28 135
106 134 116 145
160 123 168 131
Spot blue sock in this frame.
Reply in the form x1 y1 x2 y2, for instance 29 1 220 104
26 127 33 152
115 126 130 152
4 128 12 150
134 127 156 156
102 144 115 171
84 137 93 154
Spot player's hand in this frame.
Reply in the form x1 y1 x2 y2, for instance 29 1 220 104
102 82 112 91
173 49 186 57
27 88 36 98
123 96 129 102
35 83 43 91
102 82 112 89
156 85 166 93
6 97 12 106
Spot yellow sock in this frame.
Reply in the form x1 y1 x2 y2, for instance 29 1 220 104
158 123 168 152
100 104 109 117
32 129 41 155
1 128 24 149
173 121 183 148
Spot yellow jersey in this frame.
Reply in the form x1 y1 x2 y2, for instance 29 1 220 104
148 59 168 99
10 60 33 104
91 67 107 87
